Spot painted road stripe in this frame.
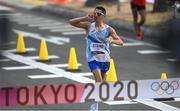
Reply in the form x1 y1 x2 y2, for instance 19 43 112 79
28 74 62 79
16 19 46 25
62 31 86 35
10 15 34 20
50 28 84 32
1 41 16 46
39 24 71 30
74 72 93 76
104 100 138 105
175 98 180 101
13 29 70 45
10 17 41 22
138 50 171 54
11 17 44 22
28 21 63 27
112 42 145 47
5 48 36 52
26 55 59 59
121 36 159 48
135 99 180 111
2 63 82 70
12 16 43 21
0 59 10 62
28 72 93 79
2 51 94 83
167 59 180 62
3 66 36 70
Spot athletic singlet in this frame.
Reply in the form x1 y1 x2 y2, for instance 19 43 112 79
86 22 110 62
131 0 146 6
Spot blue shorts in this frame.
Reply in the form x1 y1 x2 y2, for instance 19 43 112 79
88 60 110 73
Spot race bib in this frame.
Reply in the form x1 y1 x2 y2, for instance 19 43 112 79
90 43 106 53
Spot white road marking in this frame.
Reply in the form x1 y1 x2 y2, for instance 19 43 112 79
135 99 180 111
112 42 145 47
0 5 13 11
0 59 10 62
167 59 180 62
28 21 62 27
39 24 72 30
16 19 47 25
138 50 171 54
74 72 93 76
121 36 159 48
10 15 34 20
5 48 36 52
2 51 94 83
25 55 59 59
3 66 36 70
50 28 84 32
2 63 82 70
175 98 180 101
11 16 42 20
28 72 93 79
28 74 62 79
62 31 86 35
1 41 16 46
104 100 138 105
13 29 70 45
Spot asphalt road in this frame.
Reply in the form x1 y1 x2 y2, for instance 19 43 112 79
0 7 180 111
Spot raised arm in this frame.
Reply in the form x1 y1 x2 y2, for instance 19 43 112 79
108 27 124 46
69 14 93 31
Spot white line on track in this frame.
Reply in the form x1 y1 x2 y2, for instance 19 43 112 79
13 30 70 45
50 28 84 32
5 48 36 52
2 63 82 70
1 41 16 46
28 22 63 27
16 19 48 25
138 50 171 54
62 31 86 35
0 59 10 62
28 72 93 79
28 74 62 79
112 42 145 47
25 55 59 59
104 100 138 105
121 36 159 48
167 59 180 62
2 51 94 83
39 25 73 30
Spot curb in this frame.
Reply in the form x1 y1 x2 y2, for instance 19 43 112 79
32 4 163 37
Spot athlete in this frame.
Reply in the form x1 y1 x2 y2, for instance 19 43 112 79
69 6 124 82
130 0 146 40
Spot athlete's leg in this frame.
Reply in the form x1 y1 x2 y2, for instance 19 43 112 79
101 62 110 81
88 61 103 82
92 69 103 82
101 72 106 81
138 9 146 33
132 9 139 36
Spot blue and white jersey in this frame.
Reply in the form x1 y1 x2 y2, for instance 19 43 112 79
86 22 111 62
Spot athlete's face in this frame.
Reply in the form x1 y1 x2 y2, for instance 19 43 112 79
94 9 105 22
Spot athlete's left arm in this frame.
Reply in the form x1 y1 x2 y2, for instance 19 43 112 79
108 27 124 46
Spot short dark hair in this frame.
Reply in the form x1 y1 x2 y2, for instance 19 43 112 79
95 6 106 15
